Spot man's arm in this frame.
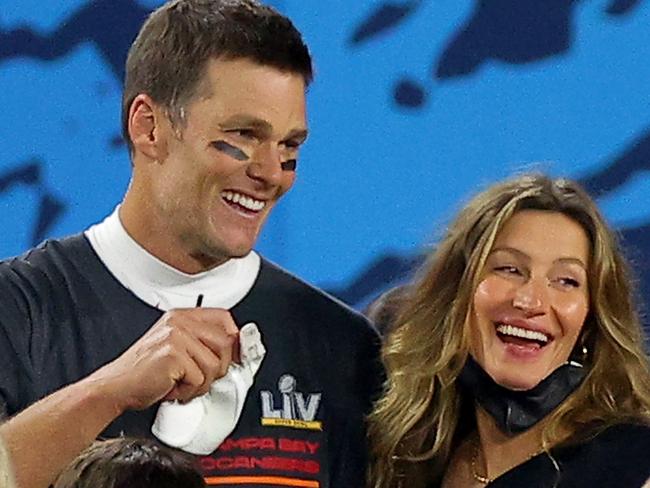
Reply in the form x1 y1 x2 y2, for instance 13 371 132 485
0 374 122 488
0 307 240 488
0 433 16 488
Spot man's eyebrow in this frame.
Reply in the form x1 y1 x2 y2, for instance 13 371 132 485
490 247 587 269
218 115 308 142
219 115 272 132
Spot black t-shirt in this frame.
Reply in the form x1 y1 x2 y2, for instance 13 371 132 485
487 423 650 488
429 423 650 488
0 234 384 487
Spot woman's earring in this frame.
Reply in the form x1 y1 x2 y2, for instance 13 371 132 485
575 340 589 366
568 337 589 368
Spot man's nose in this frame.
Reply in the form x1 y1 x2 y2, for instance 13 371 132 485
246 143 283 186
512 278 547 314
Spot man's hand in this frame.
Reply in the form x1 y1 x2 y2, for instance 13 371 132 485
89 308 240 413
0 308 240 488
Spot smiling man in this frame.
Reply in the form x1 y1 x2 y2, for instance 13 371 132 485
0 2 382 487
121 55 308 274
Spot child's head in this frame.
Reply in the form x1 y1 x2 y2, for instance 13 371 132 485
53 437 205 488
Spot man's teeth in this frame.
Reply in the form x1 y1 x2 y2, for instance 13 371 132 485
496 324 550 344
221 191 265 211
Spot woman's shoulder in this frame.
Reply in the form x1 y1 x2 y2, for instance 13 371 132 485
563 421 650 461
584 422 650 449
478 423 650 488
553 422 650 487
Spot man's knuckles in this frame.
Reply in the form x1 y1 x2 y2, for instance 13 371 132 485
159 310 239 340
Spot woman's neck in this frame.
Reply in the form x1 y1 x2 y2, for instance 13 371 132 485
473 406 546 481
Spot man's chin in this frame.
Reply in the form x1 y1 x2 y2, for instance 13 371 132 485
189 242 254 270
225 237 257 257
228 247 254 259
211 240 255 261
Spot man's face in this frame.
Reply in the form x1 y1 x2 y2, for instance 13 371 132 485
147 57 307 271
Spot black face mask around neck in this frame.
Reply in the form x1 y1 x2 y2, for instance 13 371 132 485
457 355 586 434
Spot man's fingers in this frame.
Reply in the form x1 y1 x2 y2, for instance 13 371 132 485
184 311 240 367
190 309 239 351
164 351 206 403
186 337 232 394
168 308 239 358
232 337 241 365
171 307 239 334
165 327 235 401
110 308 242 408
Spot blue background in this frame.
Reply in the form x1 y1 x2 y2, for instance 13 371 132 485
1 0 649 324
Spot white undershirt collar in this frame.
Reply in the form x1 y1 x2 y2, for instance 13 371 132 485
85 207 260 311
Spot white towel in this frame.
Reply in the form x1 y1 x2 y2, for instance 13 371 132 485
151 322 266 455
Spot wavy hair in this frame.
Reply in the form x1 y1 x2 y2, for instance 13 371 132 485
368 174 650 487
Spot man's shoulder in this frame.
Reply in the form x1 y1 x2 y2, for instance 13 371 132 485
0 234 105 304
0 233 91 278
256 257 376 332
254 258 384 401
258 258 364 313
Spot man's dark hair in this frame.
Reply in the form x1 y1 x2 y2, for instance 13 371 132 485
53 437 205 488
122 0 313 152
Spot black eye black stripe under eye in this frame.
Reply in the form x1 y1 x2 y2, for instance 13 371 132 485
281 159 297 171
213 140 249 161
215 140 295 170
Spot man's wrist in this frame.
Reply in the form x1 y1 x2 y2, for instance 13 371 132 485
78 368 129 420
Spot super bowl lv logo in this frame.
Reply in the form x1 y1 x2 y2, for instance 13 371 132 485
260 374 322 431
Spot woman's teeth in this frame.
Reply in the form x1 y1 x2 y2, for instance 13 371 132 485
496 324 550 344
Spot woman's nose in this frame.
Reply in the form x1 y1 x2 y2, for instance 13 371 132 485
512 279 547 314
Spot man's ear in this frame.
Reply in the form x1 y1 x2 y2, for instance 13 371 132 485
128 94 169 161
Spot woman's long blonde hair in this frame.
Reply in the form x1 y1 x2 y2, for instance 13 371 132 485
368 174 650 487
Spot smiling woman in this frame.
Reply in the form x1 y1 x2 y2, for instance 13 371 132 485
368 173 650 488
469 210 590 393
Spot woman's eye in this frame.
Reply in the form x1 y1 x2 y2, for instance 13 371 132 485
494 265 520 275
557 277 581 288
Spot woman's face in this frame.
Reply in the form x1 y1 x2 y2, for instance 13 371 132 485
469 210 591 391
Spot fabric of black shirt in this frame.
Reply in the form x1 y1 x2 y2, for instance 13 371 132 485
0 234 384 487
488 423 650 488
430 423 650 488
